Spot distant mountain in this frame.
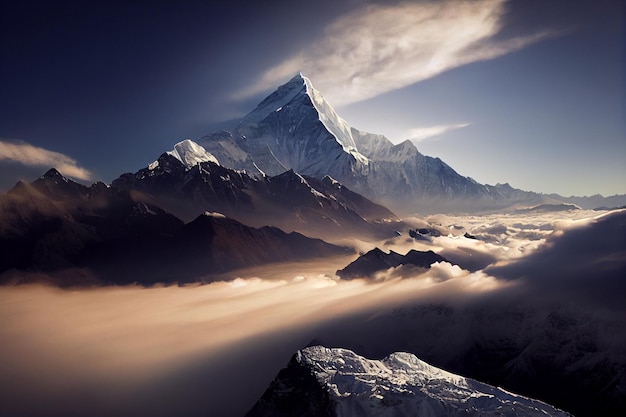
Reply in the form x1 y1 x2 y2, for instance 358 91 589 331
337 247 447 279
0 169 351 285
197 74 551 214
513 202 580 214
112 147 398 240
546 193 626 210
245 345 571 417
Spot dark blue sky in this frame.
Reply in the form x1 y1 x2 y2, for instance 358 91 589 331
1 0 624 196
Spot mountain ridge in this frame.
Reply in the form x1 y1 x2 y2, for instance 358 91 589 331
245 345 572 417
0 169 352 285
112 150 399 240
337 248 448 279
196 74 552 214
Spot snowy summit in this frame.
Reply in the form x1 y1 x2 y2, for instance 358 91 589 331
246 345 572 417
199 73 543 214
165 139 219 169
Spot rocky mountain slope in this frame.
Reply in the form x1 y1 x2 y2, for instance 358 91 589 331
112 146 398 240
0 169 351 285
198 74 546 214
246 345 571 417
336 248 447 279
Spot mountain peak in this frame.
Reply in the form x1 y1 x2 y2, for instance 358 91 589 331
197 74 372 180
247 345 571 417
337 247 448 279
31 167 90 200
274 168 305 182
240 74 308 126
242 74 369 165
198 74 547 214
41 168 67 181
165 139 219 169
288 71 307 84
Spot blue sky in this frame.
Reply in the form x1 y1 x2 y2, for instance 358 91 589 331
1 0 624 197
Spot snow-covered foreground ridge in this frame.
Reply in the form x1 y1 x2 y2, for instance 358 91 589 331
248 345 572 417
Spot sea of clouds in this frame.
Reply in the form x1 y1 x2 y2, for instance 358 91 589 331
1 209 624 417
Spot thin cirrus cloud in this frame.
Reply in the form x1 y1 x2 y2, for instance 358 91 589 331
235 0 558 106
405 123 471 142
0 140 92 181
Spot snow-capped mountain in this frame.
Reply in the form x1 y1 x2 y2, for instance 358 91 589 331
245 345 571 417
198 73 544 213
200 74 369 181
164 139 219 168
112 149 399 240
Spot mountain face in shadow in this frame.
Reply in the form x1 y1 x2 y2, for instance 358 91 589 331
0 169 183 277
336 248 448 279
0 169 351 286
158 212 352 283
112 151 399 240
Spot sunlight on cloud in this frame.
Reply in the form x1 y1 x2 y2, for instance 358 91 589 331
0 139 92 181
235 0 557 106
1 209 622 416
0 268 505 416
0 271 500 379
377 209 605 274
405 123 470 142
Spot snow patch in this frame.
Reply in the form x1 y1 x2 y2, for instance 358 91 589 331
202 211 226 218
323 175 340 186
253 162 266 177
310 187 327 199
167 139 220 168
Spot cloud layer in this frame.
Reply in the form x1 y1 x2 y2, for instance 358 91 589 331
0 140 92 181
236 0 556 106
0 267 499 417
1 209 623 416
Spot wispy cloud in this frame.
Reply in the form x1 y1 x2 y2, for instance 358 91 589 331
236 0 558 106
0 140 92 181
405 123 471 141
